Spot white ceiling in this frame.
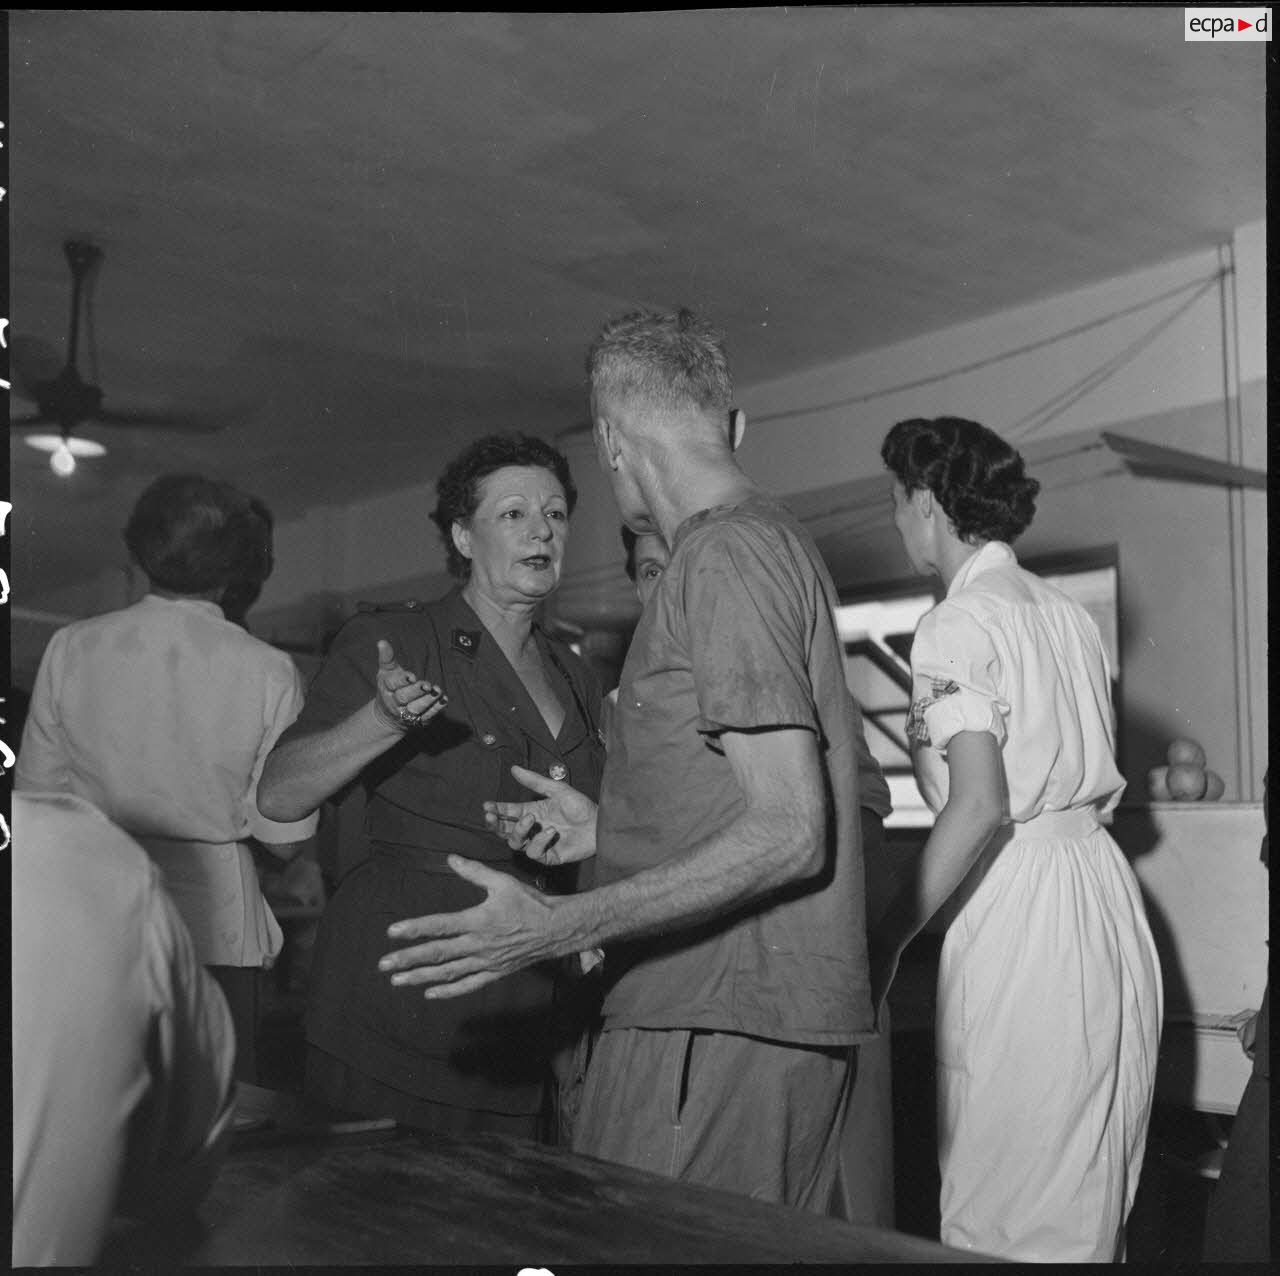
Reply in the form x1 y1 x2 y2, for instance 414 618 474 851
7 9 1265 601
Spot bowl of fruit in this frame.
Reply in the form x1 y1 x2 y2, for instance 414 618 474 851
1147 738 1225 802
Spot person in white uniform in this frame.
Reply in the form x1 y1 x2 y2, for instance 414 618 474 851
871 416 1162 1262
15 474 317 1080
12 792 236 1266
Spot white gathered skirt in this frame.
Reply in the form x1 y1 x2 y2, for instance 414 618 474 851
935 809 1163 1262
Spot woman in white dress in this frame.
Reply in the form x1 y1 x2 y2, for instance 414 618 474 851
872 416 1162 1262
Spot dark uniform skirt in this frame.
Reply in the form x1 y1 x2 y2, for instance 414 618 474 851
304 842 560 1137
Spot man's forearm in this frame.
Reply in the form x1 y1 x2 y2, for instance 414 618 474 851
544 803 822 959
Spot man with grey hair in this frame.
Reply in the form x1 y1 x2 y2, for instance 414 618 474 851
380 308 875 1212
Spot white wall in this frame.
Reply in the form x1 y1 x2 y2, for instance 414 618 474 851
738 223 1264 486
256 484 449 614
245 483 453 650
735 220 1266 800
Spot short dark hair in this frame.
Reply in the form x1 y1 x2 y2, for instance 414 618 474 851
620 525 639 582
220 497 275 625
880 417 1040 544
123 475 274 595
587 307 732 417
431 433 577 580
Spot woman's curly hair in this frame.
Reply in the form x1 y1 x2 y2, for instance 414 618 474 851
881 416 1040 544
431 432 577 579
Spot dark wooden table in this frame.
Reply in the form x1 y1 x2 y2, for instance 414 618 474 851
167 1126 993 1265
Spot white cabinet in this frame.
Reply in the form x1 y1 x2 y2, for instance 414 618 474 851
1113 802 1267 1113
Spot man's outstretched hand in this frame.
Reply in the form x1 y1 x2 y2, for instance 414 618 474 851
379 856 560 999
483 765 598 865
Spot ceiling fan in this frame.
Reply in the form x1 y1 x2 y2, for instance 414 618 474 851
11 239 219 474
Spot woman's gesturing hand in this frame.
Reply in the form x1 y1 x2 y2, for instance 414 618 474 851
483 764 598 864
371 639 447 732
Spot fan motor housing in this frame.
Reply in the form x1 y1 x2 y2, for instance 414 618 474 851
36 368 105 424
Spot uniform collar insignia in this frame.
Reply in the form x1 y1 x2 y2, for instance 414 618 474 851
451 627 481 657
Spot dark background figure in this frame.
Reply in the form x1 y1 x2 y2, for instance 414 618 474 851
1202 770 1270 1262
257 432 605 1140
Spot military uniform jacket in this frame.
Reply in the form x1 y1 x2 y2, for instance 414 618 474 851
278 587 606 865
283 588 605 1114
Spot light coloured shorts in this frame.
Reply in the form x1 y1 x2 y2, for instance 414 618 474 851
572 1024 853 1214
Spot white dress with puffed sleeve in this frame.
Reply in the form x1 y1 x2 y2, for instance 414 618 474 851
908 541 1162 1263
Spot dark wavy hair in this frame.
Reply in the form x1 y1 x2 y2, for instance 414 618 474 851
880 417 1040 544
220 496 275 625
587 307 732 417
431 433 577 580
123 475 274 596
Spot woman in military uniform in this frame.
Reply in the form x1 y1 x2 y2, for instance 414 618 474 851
258 433 605 1138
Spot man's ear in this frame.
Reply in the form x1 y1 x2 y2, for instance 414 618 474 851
729 408 747 453
913 487 935 520
597 415 622 471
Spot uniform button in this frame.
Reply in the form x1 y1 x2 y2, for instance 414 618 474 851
549 763 568 781
481 733 497 746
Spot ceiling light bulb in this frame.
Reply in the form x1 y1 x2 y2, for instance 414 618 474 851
51 442 77 477
25 433 107 464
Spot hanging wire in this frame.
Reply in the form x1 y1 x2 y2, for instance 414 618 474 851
805 500 897 539
750 267 1230 427
1215 239 1253 797
1006 273 1224 443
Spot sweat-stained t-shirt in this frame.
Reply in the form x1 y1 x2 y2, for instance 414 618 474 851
595 495 875 1045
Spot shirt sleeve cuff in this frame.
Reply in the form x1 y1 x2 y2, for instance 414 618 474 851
249 809 320 844
922 692 1008 751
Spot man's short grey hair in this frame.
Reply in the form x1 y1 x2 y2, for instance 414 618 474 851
587 307 733 417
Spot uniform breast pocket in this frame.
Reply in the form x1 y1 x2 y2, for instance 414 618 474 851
471 723 530 805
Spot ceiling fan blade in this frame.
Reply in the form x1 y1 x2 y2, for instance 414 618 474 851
93 408 224 433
